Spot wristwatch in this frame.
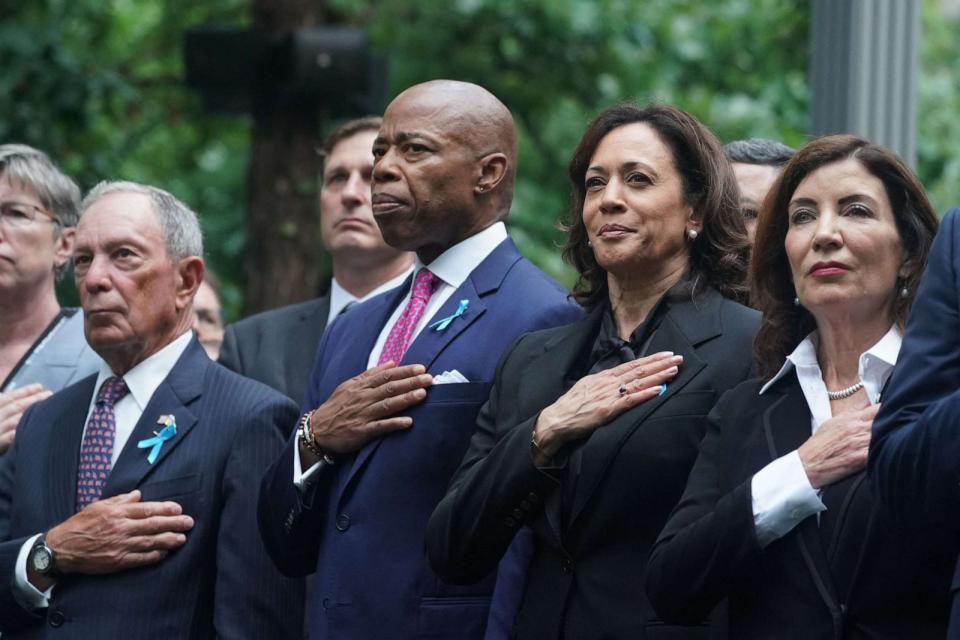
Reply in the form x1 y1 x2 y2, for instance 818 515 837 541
28 534 59 577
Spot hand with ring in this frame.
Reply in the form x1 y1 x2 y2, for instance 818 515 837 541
532 351 682 464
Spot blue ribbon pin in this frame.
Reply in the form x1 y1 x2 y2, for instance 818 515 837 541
429 299 470 332
138 415 177 464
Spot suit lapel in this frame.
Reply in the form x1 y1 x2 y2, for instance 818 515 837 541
340 240 520 500
46 376 98 520
400 278 486 371
288 295 331 395
526 308 605 546
761 376 841 613
567 313 707 528
101 342 205 498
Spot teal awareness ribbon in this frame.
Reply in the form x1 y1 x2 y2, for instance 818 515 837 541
429 299 470 332
138 416 177 464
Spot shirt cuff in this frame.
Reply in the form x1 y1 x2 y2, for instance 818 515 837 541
293 441 324 491
751 451 826 547
14 534 53 611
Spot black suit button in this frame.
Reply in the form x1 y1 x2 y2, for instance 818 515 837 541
527 492 539 503
520 500 532 511
505 517 516 528
49 610 65 627
335 514 351 532
512 508 524 520
322 598 331 610
560 559 572 574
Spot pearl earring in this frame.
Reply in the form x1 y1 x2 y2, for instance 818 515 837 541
687 228 698 241
900 286 909 298
793 297 800 307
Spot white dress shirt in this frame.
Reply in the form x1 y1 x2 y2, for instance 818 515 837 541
294 222 509 485
750 326 901 547
326 269 413 325
15 330 193 610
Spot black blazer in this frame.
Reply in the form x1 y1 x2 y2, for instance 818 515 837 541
427 287 759 640
647 372 956 639
218 295 330 405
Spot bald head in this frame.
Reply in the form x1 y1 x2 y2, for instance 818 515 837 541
372 80 518 262
393 81 516 160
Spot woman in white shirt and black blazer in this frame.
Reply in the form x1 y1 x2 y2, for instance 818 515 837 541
646 134 954 639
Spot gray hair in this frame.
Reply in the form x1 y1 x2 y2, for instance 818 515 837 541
724 138 795 168
81 181 203 261
0 144 81 228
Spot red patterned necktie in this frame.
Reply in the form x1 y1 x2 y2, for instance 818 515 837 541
377 268 441 365
76 376 128 511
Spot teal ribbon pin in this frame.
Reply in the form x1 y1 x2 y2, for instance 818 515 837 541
429 299 470 332
138 415 177 464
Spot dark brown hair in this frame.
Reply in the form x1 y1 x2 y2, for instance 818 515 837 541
562 102 749 309
751 134 939 378
319 116 383 159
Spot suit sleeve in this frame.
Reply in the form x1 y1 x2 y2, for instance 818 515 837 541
216 324 243 374
257 325 338 576
0 405 46 633
870 208 960 527
426 334 560 585
645 391 763 625
216 395 304 639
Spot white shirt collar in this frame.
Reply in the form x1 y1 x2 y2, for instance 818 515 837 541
758 325 902 429
94 330 193 412
415 222 508 288
327 267 413 322
760 326 901 395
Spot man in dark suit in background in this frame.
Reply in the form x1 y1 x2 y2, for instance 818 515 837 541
218 117 414 404
0 181 303 638
258 80 582 640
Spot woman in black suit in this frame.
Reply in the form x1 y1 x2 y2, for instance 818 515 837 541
426 103 759 640
646 135 951 638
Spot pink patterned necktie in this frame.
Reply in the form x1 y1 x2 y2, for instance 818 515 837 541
76 376 128 511
378 268 441 365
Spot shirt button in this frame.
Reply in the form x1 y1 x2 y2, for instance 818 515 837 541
335 514 351 532
49 610 66 627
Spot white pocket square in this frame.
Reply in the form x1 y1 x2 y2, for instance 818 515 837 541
432 370 470 384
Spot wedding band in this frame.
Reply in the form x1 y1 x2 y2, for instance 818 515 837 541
618 383 628 397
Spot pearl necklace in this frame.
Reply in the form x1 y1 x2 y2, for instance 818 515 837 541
826 380 864 401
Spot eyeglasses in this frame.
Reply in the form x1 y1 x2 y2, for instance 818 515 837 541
0 201 60 228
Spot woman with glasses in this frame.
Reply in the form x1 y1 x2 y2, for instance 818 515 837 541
0 144 99 453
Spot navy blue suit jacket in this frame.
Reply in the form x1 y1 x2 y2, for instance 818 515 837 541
870 207 960 635
259 238 581 640
0 339 304 639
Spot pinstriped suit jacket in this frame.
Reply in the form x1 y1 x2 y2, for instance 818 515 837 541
0 339 304 639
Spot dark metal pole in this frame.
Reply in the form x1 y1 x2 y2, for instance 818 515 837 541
810 0 920 165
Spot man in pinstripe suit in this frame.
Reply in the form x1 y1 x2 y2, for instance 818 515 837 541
0 181 303 638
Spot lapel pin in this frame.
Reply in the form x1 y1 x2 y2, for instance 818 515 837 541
429 299 470 332
137 415 178 464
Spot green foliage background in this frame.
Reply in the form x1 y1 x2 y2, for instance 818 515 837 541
1 0 957 317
